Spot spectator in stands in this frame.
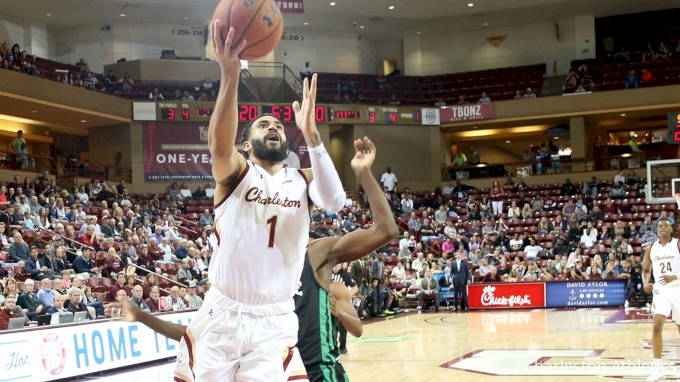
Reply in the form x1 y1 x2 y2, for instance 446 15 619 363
490 180 503 216
46 294 68 314
566 69 579 88
380 167 398 193
574 85 586 93
416 270 440 312
0 295 27 330
79 225 101 251
201 77 214 92
602 261 620 279
340 94 352 104
523 87 536 99
177 258 196 285
173 89 182 100
204 182 215 200
582 177 598 199
104 70 118 91
66 287 91 319
72 248 101 278
478 92 491 104
182 91 195 101
198 92 209 102
144 286 166 312
37 277 56 308
166 286 187 311
84 72 98 90
624 70 639 89
455 95 469 105
129 285 150 311
658 42 671 59
388 94 400 105
375 74 391 90
610 183 625 199
17 279 50 320
434 97 446 107
185 281 203 309
26 245 55 280
580 222 598 248
300 63 313 82
149 88 164 100
640 68 654 85
8 232 29 263
199 209 214 228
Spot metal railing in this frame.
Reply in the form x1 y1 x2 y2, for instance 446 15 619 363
244 61 302 101
239 68 264 102
124 263 185 291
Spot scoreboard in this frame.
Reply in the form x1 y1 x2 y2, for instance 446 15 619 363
134 101 439 126
668 112 680 144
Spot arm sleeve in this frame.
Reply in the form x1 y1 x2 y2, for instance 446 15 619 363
307 143 345 213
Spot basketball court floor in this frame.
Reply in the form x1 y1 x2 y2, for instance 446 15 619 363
80 307 680 381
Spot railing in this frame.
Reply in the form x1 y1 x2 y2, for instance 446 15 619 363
167 213 201 240
38 227 96 253
442 152 667 182
245 61 302 101
61 158 132 183
239 68 264 102
125 264 185 291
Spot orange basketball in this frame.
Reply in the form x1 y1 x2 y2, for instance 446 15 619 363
213 0 284 61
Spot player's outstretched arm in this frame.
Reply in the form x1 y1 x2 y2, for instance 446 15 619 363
329 282 362 338
209 22 248 201
324 137 399 265
104 301 186 342
293 74 345 213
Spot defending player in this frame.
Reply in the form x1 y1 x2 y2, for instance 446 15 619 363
106 138 397 382
172 23 345 381
643 218 680 382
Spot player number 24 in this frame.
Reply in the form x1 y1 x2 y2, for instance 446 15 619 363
661 262 674 273
266 215 278 248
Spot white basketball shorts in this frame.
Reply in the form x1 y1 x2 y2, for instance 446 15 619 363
174 292 308 382
651 285 680 319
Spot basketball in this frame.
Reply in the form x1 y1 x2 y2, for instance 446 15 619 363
213 0 284 60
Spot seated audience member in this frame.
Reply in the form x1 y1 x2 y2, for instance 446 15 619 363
388 94 400 105
72 248 101 278
478 92 491 104
36 277 56 307
17 279 50 320
481 267 502 282
0 295 28 329
46 294 68 314
66 287 92 320
416 270 440 312
523 87 537 99
624 70 639 89
185 281 203 309
149 88 164 100
199 209 214 227
109 272 131 301
166 286 187 311
129 285 150 312
375 74 391 90
144 286 167 312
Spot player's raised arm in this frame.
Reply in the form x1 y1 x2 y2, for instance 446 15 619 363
293 74 345 213
324 137 399 264
329 282 362 338
209 22 248 198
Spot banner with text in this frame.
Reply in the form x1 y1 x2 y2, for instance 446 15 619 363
0 311 193 381
440 103 495 123
143 122 309 182
545 279 627 308
468 282 545 310
276 0 304 13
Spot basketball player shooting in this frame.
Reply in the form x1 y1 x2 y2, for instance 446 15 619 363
173 22 344 382
642 218 680 382
105 138 397 382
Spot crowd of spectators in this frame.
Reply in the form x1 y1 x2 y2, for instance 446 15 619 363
0 172 217 329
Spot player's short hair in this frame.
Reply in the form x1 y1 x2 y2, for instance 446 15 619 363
240 113 280 145
658 217 672 224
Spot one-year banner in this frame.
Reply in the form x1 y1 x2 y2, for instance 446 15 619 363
143 122 310 182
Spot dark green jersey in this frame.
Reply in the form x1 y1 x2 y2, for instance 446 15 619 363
294 252 338 367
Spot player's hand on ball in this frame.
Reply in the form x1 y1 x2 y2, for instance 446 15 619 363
329 294 341 318
211 22 247 77
644 283 653 293
351 137 376 173
104 301 140 323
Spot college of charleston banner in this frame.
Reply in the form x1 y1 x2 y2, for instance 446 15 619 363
143 122 310 182
276 0 304 13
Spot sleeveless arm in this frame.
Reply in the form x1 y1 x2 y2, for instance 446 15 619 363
330 282 362 338
642 245 652 287
306 142 345 213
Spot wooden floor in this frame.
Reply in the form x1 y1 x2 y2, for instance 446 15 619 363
86 308 680 381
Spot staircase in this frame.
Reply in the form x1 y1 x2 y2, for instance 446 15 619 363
238 62 302 103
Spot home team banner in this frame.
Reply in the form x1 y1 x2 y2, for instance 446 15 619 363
0 311 193 381
143 122 310 182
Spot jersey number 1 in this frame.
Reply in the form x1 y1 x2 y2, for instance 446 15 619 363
267 215 278 248
661 262 674 273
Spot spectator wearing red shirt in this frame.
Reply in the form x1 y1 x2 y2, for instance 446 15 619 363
0 186 9 210
0 295 28 330
79 225 101 250
481 267 502 282
136 245 156 275
601 198 616 215
108 272 131 301
105 247 126 275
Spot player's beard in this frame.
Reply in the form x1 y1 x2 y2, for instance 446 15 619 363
251 138 288 163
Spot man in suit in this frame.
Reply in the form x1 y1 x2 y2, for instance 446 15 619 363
350 255 371 297
416 270 440 312
26 245 54 281
448 250 471 311
370 253 385 282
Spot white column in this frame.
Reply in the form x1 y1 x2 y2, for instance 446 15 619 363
574 15 595 60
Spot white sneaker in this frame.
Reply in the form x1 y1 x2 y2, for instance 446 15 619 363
646 369 665 382
625 300 629 308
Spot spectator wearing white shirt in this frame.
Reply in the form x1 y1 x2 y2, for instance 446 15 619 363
523 238 543 261
614 170 625 185
149 88 164 100
580 222 598 248
300 62 313 82
179 183 192 200
507 201 521 218
411 252 426 273
434 205 448 224
478 92 491 104
398 233 411 251
380 167 398 192
205 183 215 199
390 261 406 282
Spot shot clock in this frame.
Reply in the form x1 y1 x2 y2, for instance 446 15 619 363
668 112 680 144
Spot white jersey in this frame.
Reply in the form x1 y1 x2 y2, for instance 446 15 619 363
210 161 310 306
651 238 680 288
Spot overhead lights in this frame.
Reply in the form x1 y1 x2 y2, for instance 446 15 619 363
46 14 51 17
31 110 37 113
506 140 511 143
120 13 126 17
389 5 395 9
81 120 87 123
483 22 488 26
468 3 474 7
359 25 365 29
184 17 188 20
303 22 308 25
620 113 626 116
554 137 559 140
330 2 335 5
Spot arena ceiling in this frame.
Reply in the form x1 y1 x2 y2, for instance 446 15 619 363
1 0 678 42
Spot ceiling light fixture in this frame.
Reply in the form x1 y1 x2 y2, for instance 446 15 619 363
359 25 365 29
389 5 395 9
416 31 421 34
31 110 37 113
184 17 188 20
304 22 309 25
483 22 488 26
468 3 474 7
554 137 559 140
506 140 511 143
46 14 51 17
120 13 126 17
81 120 87 123
330 2 335 5
620 113 626 116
